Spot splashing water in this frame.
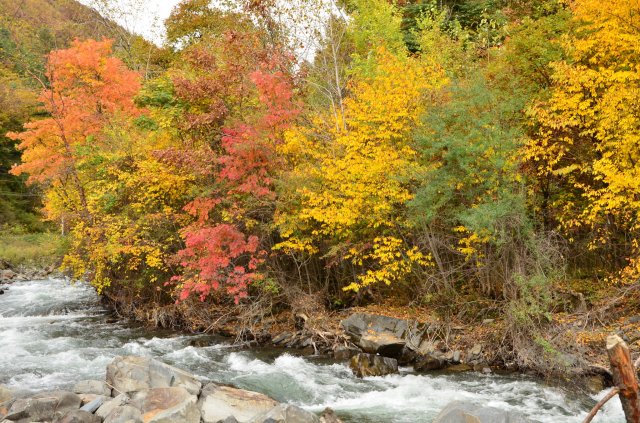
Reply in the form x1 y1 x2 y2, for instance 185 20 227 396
0 278 625 422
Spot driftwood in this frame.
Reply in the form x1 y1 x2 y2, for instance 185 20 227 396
583 334 640 423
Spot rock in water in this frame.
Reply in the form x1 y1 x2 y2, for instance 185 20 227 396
4 391 81 423
106 355 202 396
198 383 278 423
414 353 445 372
320 408 342 423
340 313 408 358
249 404 320 423
433 401 533 423
129 387 200 423
349 353 398 377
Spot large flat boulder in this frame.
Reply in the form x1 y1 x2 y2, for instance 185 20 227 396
106 356 202 396
349 353 398 377
4 391 81 423
198 383 278 423
249 404 320 423
130 387 200 423
340 313 411 357
433 401 533 423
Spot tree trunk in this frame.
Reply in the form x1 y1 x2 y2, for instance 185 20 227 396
607 334 640 422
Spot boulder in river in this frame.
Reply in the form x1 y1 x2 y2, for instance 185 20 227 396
106 355 202 396
198 383 278 423
4 390 81 423
433 401 534 423
340 313 409 357
249 403 320 423
130 386 200 423
414 353 446 372
349 353 398 377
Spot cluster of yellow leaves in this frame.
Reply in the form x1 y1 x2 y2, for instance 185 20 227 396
60 127 193 292
525 0 640 281
276 46 445 291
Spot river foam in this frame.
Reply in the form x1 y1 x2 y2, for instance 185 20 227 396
0 278 626 422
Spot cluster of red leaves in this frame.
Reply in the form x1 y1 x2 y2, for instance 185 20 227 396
171 36 300 303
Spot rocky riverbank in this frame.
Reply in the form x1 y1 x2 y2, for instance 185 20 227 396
0 355 534 423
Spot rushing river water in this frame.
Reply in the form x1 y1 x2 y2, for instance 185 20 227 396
0 278 626 422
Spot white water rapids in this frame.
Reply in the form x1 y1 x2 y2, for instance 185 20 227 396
0 278 627 422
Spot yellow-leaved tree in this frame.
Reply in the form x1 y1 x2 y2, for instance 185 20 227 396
525 0 640 281
275 0 446 293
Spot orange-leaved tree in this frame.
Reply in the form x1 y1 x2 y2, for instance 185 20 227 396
8 38 141 223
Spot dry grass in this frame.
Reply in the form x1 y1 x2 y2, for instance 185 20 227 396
0 231 67 267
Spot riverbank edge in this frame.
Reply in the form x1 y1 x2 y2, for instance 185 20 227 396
0 264 618 396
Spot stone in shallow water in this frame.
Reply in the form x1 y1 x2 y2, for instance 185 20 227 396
433 401 534 423
414 353 445 372
198 383 278 423
349 353 398 377
4 390 81 423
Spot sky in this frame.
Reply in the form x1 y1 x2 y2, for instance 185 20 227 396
79 0 183 44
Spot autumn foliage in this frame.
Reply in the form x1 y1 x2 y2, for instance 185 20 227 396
5 0 640 328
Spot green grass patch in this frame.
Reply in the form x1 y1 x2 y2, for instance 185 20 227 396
0 231 68 267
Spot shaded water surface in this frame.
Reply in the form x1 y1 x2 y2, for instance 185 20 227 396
0 278 625 422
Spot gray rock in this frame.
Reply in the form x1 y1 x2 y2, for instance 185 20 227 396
96 393 130 420
80 396 106 413
129 387 200 423
250 404 320 423
466 344 483 363
5 391 81 423
103 405 142 423
349 353 398 377
340 313 411 358
198 383 278 423
414 354 445 372
74 380 111 396
433 401 533 423
54 409 102 423
106 355 202 396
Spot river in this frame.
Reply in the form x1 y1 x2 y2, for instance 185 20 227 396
0 278 626 422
